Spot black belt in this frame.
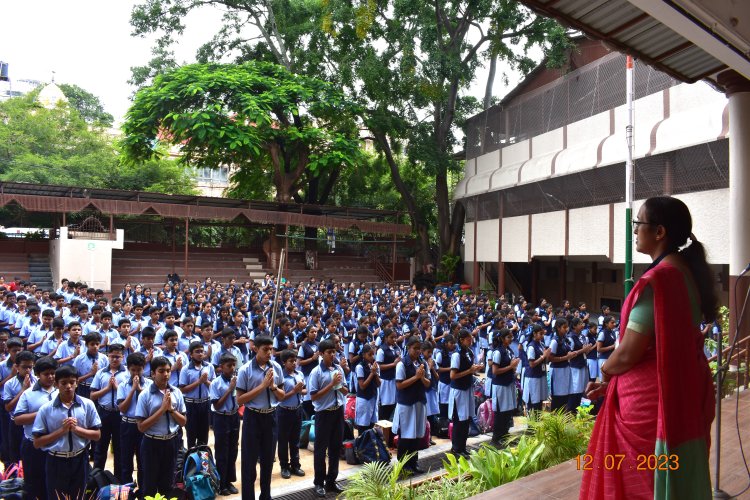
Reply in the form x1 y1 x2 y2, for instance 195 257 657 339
48 448 86 458
246 407 276 414
121 416 138 423
213 410 238 416
279 405 301 411
144 432 178 441
324 405 342 412
184 397 210 403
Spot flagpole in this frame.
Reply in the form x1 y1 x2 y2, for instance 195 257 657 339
624 55 635 297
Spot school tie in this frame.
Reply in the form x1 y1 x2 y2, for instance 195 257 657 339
266 368 272 409
110 372 116 409
197 368 202 400
67 406 74 451
165 396 172 432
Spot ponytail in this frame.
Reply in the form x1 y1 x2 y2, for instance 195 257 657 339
679 238 718 322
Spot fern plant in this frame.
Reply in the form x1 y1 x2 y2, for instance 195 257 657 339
516 407 594 469
412 472 483 499
342 454 412 500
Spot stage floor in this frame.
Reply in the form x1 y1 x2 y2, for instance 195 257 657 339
472 388 750 499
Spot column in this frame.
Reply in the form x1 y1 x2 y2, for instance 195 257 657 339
718 70 750 346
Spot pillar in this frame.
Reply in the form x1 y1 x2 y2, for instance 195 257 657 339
719 70 750 348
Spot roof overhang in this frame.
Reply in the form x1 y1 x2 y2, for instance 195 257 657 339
520 0 750 89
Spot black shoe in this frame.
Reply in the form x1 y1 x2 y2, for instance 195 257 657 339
226 484 239 494
314 485 327 497
429 440 436 446
326 482 345 493
412 465 425 474
219 488 231 496
281 468 291 479
291 467 306 477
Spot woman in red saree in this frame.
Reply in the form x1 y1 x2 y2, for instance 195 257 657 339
579 197 716 500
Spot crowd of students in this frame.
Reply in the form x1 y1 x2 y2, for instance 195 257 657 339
0 275 640 500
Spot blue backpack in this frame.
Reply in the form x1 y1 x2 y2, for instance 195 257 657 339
353 428 391 464
183 445 221 500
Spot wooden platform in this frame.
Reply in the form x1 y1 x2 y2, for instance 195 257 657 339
472 389 750 499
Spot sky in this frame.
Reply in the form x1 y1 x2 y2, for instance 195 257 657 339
0 1 527 126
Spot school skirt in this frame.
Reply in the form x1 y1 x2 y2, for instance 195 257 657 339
569 366 588 394
355 396 379 427
425 388 439 417
550 365 571 397
522 375 548 404
597 356 610 376
437 381 451 405
379 379 396 406
484 376 493 397
491 383 517 413
479 336 489 349
448 387 475 422
587 358 599 380
392 401 426 439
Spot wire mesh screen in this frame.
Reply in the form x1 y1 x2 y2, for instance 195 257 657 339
466 53 679 159
464 139 728 221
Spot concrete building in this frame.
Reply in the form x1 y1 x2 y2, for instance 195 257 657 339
456 37 730 310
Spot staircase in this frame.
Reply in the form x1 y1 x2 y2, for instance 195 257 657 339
28 254 53 290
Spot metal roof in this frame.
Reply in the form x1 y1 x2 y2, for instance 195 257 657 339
0 181 411 235
520 0 750 88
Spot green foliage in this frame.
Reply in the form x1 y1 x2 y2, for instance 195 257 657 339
437 253 461 283
342 453 413 500
144 494 177 500
0 93 196 194
122 61 362 202
58 83 114 127
411 472 483 499
517 407 595 469
444 438 545 489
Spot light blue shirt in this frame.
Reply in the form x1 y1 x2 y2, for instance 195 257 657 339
137 346 163 377
20 320 43 342
177 334 200 353
90 366 129 410
32 395 101 452
308 362 347 412
209 375 238 414
4 375 37 406
178 362 215 400
116 376 152 418
278 370 304 409
72 352 110 384
134 383 186 436
211 345 243 366
15 383 58 439
161 350 189 387
109 335 141 358
54 339 86 366
236 358 284 410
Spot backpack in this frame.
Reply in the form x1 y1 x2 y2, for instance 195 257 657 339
353 428 391 465
299 418 314 449
174 445 188 488
1 462 22 481
469 416 481 437
432 416 450 438
344 396 356 420
86 468 118 498
477 399 495 432
417 420 431 451
0 478 23 500
183 445 221 500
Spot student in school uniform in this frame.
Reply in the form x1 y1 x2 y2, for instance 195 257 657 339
161 330 189 387
596 316 617 377
41 317 66 357
117 352 149 488
14 356 58 500
98 312 118 353
421 341 440 434
548 318 574 412
375 328 400 421
347 326 370 395
54 321 85 367
567 317 594 412
297 326 319 418
179 341 214 448
0 336 23 466
523 325 551 412
585 321 599 382
393 336 431 473
236 335 285 500
308 339 348 498
354 344 380 435
32 364 101 500
449 329 483 457
490 328 519 446
25 308 53 355
137 328 162 379
89 343 129 481
209 353 240 496
74 333 109 400
135 356 187 498
4 350 36 464
110 318 140 358
434 334 455 419
211 328 244 374
177 318 199 353
277 349 307 479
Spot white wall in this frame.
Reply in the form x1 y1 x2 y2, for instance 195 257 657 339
50 227 124 292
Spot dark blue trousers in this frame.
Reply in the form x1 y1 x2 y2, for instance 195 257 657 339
140 434 179 497
94 408 121 481
120 420 143 487
45 451 90 500
213 412 240 489
185 400 210 448
277 407 302 470
0 405 7 466
21 437 47 500
241 410 277 500
313 407 344 487
7 416 22 464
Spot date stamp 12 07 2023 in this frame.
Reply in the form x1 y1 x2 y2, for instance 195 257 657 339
576 453 680 471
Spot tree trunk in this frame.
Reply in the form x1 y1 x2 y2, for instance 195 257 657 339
484 53 497 110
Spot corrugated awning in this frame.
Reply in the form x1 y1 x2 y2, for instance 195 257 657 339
520 0 750 88
0 181 411 235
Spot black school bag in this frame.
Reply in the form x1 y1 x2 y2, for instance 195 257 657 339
353 428 391 464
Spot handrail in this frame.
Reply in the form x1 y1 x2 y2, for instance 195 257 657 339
371 255 394 283
708 335 750 390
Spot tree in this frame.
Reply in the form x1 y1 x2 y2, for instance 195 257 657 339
130 0 572 266
0 93 196 194
121 61 362 204
58 83 115 127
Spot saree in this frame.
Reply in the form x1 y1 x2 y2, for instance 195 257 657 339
579 262 714 499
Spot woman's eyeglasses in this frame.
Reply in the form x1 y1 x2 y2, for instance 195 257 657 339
632 220 657 228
